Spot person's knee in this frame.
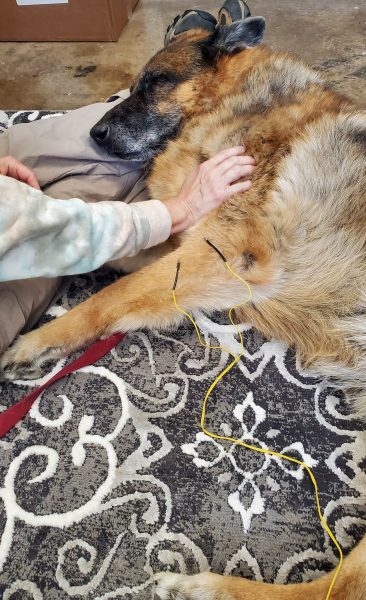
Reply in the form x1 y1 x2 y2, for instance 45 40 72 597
0 277 61 354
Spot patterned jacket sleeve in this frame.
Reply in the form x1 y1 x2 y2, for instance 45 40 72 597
0 175 172 282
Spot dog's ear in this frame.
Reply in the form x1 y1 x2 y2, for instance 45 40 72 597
203 16 265 59
217 16 266 52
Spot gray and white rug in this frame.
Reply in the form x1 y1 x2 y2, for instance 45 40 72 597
0 111 365 600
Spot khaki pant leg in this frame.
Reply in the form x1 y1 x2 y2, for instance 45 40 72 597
0 178 150 355
0 97 146 354
0 277 62 355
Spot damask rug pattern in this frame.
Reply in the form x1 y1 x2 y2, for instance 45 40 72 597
0 110 365 600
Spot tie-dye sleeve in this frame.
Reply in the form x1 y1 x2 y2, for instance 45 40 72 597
0 175 172 282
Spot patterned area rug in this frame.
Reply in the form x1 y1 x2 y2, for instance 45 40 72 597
0 110 365 600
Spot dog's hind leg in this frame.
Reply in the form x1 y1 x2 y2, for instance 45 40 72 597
154 534 366 600
0 234 249 381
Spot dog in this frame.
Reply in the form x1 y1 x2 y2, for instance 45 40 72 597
1 13 365 600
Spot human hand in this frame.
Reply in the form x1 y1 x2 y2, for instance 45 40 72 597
164 146 255 234
0 155 40 189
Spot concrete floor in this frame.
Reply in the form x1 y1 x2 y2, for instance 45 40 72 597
0 0 365 110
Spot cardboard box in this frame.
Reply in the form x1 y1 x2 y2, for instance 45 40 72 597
0 0 139 42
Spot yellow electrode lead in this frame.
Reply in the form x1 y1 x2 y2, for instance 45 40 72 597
172 242 343 600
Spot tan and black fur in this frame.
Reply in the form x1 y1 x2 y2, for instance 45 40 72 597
1 16 366 599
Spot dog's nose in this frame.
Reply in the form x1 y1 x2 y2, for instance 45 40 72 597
90 123 110 145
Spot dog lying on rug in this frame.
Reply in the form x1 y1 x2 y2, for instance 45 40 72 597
1 8 365 600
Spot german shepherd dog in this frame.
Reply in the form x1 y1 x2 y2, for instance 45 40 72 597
1 13 366 600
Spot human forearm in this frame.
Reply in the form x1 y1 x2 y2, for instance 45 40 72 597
0 177 170 281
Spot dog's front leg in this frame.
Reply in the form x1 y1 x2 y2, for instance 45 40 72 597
0 236 245 381
107 238 178 274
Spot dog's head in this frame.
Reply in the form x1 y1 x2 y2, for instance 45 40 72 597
90 16 265 162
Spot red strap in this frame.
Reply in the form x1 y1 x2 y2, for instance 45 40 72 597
0 332 125 439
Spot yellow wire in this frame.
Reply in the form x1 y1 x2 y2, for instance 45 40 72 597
172 260 343 600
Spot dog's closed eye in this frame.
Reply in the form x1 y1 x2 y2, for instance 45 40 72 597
137 71 183 94
153 73 171 85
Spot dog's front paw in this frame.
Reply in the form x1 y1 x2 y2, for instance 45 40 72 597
153 572 218 600
0 342 42 381
0 333 60 381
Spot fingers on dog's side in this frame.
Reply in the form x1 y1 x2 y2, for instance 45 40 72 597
207 145 246 166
